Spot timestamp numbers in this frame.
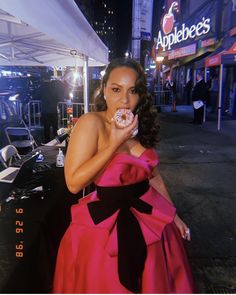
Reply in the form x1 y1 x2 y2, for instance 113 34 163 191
15 208 24 258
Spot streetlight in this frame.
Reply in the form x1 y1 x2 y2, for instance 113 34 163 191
125 51 129 58
155 55 164 91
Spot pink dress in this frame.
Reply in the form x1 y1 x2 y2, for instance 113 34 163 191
53 149 195 293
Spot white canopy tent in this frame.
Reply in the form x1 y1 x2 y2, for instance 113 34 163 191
0 0 109 112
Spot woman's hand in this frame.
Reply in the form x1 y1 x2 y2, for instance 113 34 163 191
109 114 138 148
174 214 191 241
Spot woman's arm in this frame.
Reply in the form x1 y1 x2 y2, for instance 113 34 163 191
150 166 191 241
149 166 173 204
65 113 138 194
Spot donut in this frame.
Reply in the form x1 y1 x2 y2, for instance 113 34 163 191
113 108 134 128
113 108 138 138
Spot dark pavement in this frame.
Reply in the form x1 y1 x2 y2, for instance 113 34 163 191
157 106 236 293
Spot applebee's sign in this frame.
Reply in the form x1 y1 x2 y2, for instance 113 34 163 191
156 1 211 51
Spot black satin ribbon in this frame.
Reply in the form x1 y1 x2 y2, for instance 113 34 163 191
87 179 152 293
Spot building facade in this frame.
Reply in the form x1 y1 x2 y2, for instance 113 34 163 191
150 0 235 117
92 1 117 60
75 0 118 60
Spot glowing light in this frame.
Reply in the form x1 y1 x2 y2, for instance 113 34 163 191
9 94 19 101
69 92 73 99
1 70 12 76
156 56 164 63
64 70 83 87
73 72 79 79
100 70 106 77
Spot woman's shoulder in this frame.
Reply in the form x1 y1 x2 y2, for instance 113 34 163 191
75 111 105 127
70 112 106 143
69 112 105 140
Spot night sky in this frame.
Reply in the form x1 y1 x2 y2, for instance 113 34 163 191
115 0 132 57
74 0 133 59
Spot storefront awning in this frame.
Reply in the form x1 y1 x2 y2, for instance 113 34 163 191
205 41 236 67
178 46 213 67
221 42 236 64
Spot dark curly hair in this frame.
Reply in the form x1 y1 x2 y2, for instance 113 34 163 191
94 58 160 148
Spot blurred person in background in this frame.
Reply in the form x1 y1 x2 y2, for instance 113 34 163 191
164 75 177 106
36 73 68 143
184 77 193 105
191 71 208 124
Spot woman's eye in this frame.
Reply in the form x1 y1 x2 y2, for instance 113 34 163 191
130 88 137 94
112 87 120 93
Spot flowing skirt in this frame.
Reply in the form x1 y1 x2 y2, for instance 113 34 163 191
53 188 195 293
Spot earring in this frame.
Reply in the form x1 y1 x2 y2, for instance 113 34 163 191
104 95 107 100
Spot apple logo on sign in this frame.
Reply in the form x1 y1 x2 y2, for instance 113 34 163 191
162 1 178 35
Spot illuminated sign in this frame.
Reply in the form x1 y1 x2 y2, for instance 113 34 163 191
161 2 179 35
229 26 236 36
205 42 236 67
168 43 196 60
229 42 236 53
140 0 153 41
201 37 216 48
156 1 211 51
205 53 221 67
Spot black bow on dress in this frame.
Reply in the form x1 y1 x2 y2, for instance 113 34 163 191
87 179 152 293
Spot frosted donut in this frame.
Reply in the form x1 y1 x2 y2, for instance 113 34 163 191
113 108 134 128
113 108 138 138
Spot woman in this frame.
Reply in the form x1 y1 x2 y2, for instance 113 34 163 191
53 58 195 293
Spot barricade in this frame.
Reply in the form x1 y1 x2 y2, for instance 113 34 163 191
57 102 95 128
26 100 42 129
0 99 23 123
153 90 172 107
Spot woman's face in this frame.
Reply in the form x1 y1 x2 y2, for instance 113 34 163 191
103 66 140 115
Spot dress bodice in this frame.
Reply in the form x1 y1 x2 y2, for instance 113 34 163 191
95 148 159 187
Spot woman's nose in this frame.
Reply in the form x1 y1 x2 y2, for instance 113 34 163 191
120 91 129 104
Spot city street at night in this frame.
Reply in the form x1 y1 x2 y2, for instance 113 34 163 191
157 106 236 293
0 0 235 293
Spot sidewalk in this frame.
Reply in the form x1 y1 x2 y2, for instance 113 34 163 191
157 106 236 293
